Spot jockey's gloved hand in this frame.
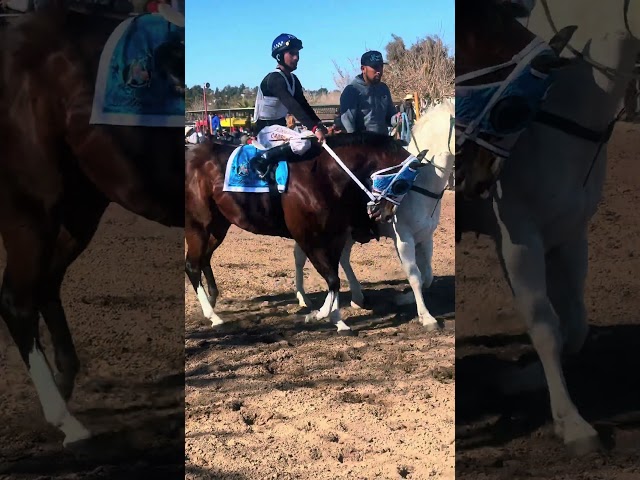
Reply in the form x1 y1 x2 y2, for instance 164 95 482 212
314 128 326 144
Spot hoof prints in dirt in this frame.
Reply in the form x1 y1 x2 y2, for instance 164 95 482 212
456 325 640 477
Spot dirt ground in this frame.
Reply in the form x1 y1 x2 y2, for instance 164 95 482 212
455 122 640 479
0 208 185 479
185 192 455 479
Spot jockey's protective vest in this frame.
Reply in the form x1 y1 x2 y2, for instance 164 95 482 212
253 70 297 125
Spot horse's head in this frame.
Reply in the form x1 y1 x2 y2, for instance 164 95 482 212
367 155 428 223
455 0 577 198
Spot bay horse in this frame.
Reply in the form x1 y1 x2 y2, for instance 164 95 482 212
0 7 184 448
185 133 426 335
456 0 640 455
293 99 456 330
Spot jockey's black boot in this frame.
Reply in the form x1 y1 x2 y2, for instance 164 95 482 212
251 143 294 178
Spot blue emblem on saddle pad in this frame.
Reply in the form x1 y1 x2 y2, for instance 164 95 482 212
223 145 290 193
456 63 554 136
90 13 185 127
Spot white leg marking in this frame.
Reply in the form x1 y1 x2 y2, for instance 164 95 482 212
28 345 91 446
305 290 350 331
196 283 224 326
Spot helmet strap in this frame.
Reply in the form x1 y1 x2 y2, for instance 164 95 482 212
276 54 293 72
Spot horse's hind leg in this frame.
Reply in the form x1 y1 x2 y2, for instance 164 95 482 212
185 222 228 326
41 195 107 401
338 236 365 309
0 215 90 446
201 229 228 309
545 230 589 355
417 237 434 289
293 242 314 309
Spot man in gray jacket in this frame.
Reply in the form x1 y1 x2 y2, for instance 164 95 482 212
338 50 399 134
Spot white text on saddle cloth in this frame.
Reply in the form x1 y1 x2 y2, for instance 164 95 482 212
257 125 314 155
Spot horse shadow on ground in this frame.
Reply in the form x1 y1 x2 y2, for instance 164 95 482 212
185 275 454 353
0 412 184 478
456 324 640 451
184 276 454 396
185 464 248 480
0 372 185 477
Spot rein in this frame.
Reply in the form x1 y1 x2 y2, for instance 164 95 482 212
321 142 377 202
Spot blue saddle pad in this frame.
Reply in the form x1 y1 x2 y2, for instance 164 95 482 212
223 145 290 193
90 13 185 127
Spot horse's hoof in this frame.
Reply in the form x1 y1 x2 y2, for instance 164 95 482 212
421 321 439 332
304 311 319 323
566 433 602 456
337 329 357 337
350 299 366 310
296 292 313 309
207 313 224 327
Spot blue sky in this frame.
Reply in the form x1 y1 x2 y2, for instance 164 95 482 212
186 0 454 91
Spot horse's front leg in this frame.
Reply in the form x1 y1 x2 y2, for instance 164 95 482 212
185 225 224 326
495 208 599 455
393 225 438 329
301 239 354 336
1 216 90 447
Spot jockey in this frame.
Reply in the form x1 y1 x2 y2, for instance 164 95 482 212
250 33 328 178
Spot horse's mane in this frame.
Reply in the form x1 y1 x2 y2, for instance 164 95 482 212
409 99 455 156
457 0 528 27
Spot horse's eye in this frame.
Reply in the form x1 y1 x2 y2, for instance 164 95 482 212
391 179 410 195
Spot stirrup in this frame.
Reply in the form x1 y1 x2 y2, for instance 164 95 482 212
257 167 270 179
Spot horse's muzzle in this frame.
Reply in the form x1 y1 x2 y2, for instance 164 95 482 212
368 200 396 223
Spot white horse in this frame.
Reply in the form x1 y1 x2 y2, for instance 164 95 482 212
293 99 456 329
458 0 640 455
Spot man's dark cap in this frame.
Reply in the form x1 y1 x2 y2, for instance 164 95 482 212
361 50 388 67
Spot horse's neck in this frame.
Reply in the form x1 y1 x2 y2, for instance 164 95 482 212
415 153 455 192
526 0 639 129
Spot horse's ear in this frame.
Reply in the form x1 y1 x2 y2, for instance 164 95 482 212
409 159 428 169
548 25 578 56
417 149 429 161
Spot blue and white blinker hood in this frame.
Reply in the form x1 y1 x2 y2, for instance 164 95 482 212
370 156 420 205
455 36 556 158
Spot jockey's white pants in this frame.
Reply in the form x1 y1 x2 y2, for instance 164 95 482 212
256 125 314 155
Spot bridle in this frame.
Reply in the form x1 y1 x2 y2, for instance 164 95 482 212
455 36 556 160
533 0 640 81
529 0 640 185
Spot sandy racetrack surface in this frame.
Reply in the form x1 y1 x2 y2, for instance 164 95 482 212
185 192 455 479
0 207 185 479
455 123 640 479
